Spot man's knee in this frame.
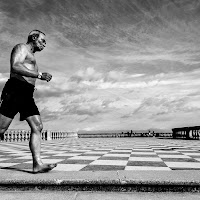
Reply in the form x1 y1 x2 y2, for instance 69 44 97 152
26 116 43 133
35 123 43 133
31 121 43 133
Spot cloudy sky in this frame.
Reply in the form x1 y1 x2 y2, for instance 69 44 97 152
0 0 200 132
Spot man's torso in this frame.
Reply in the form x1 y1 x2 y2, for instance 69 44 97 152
10 44 38 86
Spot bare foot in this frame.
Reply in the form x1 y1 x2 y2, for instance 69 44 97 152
33 163 57 174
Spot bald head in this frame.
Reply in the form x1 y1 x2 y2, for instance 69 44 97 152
27 30 45 43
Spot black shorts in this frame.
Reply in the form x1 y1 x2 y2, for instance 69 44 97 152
0 78 40 121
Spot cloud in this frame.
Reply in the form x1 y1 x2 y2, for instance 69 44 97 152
1 1 200 130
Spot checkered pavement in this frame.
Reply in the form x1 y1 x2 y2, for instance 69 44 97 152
1 138 200 172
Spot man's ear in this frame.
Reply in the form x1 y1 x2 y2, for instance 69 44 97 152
32 35 36 41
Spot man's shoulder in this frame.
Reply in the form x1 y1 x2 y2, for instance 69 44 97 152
12 43 27 53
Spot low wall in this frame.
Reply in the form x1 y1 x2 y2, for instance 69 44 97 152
78 132 172 138
2 129 78 142
172 126 200 140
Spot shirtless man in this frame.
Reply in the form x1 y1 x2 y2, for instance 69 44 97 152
0 30 57 173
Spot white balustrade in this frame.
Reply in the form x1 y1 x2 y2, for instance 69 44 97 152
1 129 78 142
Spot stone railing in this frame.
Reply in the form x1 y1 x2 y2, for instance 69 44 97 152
172 126 200 140
78 131 172 138
2 129 78 142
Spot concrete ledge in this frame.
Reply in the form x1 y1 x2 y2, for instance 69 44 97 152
1 170 200 192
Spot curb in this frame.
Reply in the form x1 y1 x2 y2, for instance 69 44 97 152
1 170 200 192
0 179 200 192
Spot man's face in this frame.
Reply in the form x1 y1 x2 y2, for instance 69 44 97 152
35 33 46 51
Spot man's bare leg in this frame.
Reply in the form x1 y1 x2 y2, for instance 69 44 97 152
0 114 12 141
26 115 57 173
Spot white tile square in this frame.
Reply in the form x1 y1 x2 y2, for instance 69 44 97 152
68 156 101 160
165 162 200 169
0 158 9 162
55 153 81 156
54 164 86 171
158 155 191 158
154 151 179 154
103 154 130 157
90 160 128 166
125 166 171 171
183 153 200 156
94 148 113 151
132 149 154 151
129 157 163 161
83 151 106 155
71 150 91 152
178 150 198 152
0 163 20 167
131 152 157 155
111 150 132 153
43 151 65 154
15 156 47 159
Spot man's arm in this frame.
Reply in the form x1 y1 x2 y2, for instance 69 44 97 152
11 44 52 82
10 44 39 78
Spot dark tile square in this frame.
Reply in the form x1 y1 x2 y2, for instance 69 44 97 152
59 159 93 164
98 157 128 160
130 154 158 157
127 161 167 167
81 165 125 171
162 158 199 162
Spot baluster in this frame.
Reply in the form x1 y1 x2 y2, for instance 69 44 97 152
28 130 31 140
13 130 16 141
5 130 9 142
21 130 24 141
4 131 7 142
43 131 46 140
41 131 44 140
26 130 29 141
23 130 26 141
25 130 27 141
194 130 196 139
13 130 16 142
16 130 19 141
20 130 23 141
10 130 14 142
18 130 20 142
7 130 10 142
44 130 47 140
6 130 8 142
24 130 27 141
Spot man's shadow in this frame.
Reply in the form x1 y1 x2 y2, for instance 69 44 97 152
1 167 36 174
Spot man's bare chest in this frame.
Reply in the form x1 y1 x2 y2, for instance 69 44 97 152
24 53 37 71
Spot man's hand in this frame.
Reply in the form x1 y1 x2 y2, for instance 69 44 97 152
41 72 52 82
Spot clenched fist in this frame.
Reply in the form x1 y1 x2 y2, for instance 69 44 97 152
41 72 52 82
